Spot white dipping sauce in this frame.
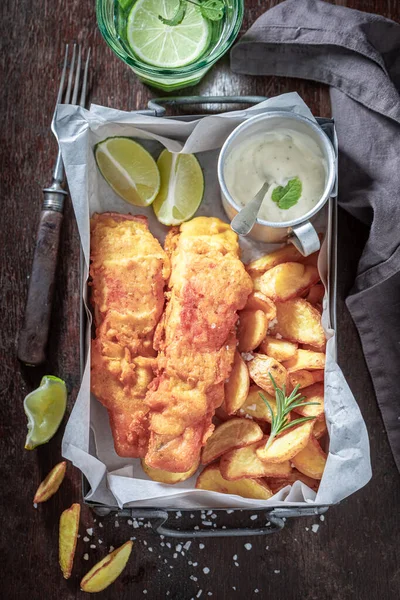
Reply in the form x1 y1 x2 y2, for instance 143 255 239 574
224 128 327 223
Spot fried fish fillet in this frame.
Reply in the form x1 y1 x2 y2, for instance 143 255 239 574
90 212 169 458
144 217 253 472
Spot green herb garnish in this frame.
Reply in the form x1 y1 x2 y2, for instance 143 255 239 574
271 176 302 210
158 0 225 27
260 373 320 451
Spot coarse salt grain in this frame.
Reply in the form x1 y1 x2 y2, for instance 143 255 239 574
275 333 283 339
83 536 90 542
226 510 234 514
203 567 210 574
90 544 96 549
274 570 280 574
211 323 216 329
250 515 258 520
241 352 254 362
190 575 198 582
86 528 93 536
234 562 239 567
176 544 182 552
99 522 103 528
312 524 320 533
199 543 205 550
184 541 191 551
320 515 325 521
33 503 37 509
83 554 89 561
193 562 198 567
114 520 119 527
255 590 259 594
127 519 133 525
244 543 252 550
233 555 237 561
202 521 212 526
109 546 114 552
197 591 203 598
246 404 257 411
143 590 147 595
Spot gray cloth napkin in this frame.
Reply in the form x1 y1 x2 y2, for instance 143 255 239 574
231 0 400 472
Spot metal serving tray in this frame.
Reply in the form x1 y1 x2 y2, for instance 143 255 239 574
81 96 337 537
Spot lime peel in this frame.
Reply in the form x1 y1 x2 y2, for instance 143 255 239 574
24 375 67 450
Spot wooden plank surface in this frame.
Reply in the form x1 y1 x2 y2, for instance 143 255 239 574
1 1 400 599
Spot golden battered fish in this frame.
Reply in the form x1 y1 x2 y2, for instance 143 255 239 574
90 212 169 458
144 217 253 472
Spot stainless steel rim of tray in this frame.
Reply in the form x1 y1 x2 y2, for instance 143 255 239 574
80 95 338 537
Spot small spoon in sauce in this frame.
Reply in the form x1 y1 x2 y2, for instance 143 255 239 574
230 180 271 236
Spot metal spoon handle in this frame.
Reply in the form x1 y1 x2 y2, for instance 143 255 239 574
231 181 270 236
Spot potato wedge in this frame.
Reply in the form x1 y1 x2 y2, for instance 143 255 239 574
283 349 326 373
253 263 320 302
224 351 250 414
220 439 292 480
306 283 325 306
59 503 80 579
246 245 304 276
293 382 324 419
201 418 263 464
80 541 133 593
289 369 324 390
266 469 320 494
259 336 298 361
269 298 326 349
292 436 327 479
244 292 277 320
238 310 268 353
256 420 314 463
141 459 199 484
313 416 327 439
196 463 273 500
34 461 66 503
248 354 288 396
237 385 277 423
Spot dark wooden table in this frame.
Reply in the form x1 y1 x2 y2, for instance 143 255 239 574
1 1 400 599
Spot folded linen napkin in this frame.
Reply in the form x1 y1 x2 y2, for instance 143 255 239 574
231 0 400 471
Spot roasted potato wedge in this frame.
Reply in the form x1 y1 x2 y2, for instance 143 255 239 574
248 354 288 396
201 419 263 465
259 336 298 361
245 292 277 320
237 385 277 423
306 283 325 306
291 436 327 479
293 382 324 419
253 263 320 302
80 541 133 593
256 420 314 463
59 503 80 579
313 416 327 439
246 245 304 276
196 464 273 500
283 349 326 372
266 469 320 494
269 298 326 349
220 439 292 480
141 459 199 484
238 310 269 353
34 461 66 503
224 351 250 414
289 369 324 390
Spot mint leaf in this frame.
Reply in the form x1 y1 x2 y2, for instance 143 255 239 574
158 0 187 26
200 0 225 21
271 177 302 210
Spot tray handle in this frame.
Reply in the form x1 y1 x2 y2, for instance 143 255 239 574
126 509 284 538
147 96 268 117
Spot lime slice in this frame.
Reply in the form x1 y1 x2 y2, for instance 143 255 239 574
153 149 204 226
95 137 160 207
127 0 210 69
24 376 67 450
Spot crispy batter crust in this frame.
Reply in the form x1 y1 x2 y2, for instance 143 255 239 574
144 217 253 472
90 212 169 457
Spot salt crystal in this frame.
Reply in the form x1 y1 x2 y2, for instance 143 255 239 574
33 503 38 509
247 404 257 411
99 522 103 528
83 537 90 542
143 590 147 594
305 527 309 531
234 562 239 567
275 333 283 339
202 521 212 526
194 526 199 530
207 510 213 515
199 543 205 550
190 514 195 518
203 567 210 574
312 524 320 533
166 542 172 548
226 509 234 514
233 555 238 561
320 515 325 522
86 528 93 536
97 538 102 544
127 519 133 525
184 541 191 551
244 543 252 550
176 544 182 552
114 520 119 528
211 323 216 329
255 590 260 594
250 515 258 520
211 514 217 520
190 575 198 582
241 352 254 362
148 547 153 552
90 544 96 549
109 546 114 552
233 587 236 591
274 570 280 574
193 562 198 567
173 553 178 559
83 553 89 561
197 591 203 598
143 540 147 546
268 318 278 329
176 511 182 518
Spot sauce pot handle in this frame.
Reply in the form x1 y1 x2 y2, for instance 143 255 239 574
289 221 320 257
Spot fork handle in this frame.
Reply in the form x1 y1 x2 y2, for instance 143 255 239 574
18 209 63 365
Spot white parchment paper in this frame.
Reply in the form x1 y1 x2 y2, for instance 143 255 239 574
55 93 371 510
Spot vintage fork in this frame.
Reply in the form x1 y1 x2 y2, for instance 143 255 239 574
18 44 90 366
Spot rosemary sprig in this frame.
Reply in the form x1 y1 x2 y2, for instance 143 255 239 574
260 373 321 451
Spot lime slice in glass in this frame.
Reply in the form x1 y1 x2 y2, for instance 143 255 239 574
24 376 67 450
95 137 160 207
127 0 210 69
153 149 204 226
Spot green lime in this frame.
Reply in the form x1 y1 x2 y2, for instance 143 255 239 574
153 149 204 226
95 137 160 207
127 0 210 69
24 376 67 450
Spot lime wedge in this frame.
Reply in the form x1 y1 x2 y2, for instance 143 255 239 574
127 0 210 69
95 137 160 207
153 149 204 226
24 376 67 450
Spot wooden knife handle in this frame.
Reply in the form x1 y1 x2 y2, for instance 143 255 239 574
18 210 63 365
